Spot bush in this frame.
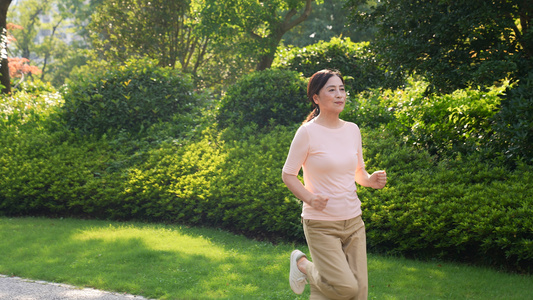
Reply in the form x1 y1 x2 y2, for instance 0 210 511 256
2 77 532 272
491 71 533 164
212 126 303 241
365 79 507 158
0 83 62 131
273 37 404 93
61 57 197 135
12 78 57 95
358 127 533 272
217 69 309 131
115 125 303 241
0 112 303 242
0 127 116 217
340 88 395 129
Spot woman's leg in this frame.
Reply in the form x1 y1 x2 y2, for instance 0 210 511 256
303 218 363 300
343 216 368 300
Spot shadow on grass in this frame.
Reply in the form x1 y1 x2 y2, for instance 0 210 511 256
1 217 532 300
0 217 302 299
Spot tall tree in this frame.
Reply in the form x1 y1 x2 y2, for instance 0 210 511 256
89 0 208 74
0 0 12 93
8 0 52 60
201 0 315 70
346 0 532 93
8 0 86 86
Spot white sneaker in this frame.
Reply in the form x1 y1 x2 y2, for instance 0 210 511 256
290 250 307 294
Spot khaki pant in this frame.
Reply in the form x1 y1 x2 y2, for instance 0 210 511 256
303 216 368 300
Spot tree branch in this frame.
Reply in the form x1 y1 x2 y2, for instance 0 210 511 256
248 30 263 41
41 17 63 80
280 0 313 33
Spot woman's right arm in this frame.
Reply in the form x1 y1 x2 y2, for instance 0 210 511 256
282 126 329 211
282 172 329 211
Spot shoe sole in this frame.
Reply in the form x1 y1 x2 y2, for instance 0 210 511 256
290 250 306 294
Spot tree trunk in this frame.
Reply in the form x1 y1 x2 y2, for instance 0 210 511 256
255 34 283 71
255 0 313 71
256 53 277 71
0 0 12 94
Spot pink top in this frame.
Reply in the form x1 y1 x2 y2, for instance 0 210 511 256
283 119 366 221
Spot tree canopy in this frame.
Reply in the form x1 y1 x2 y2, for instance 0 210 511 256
283 0 377 47
89 0 206 73
87 0 317 86
199 0 315 70
346 0 532 93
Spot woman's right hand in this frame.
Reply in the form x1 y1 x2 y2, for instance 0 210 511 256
309 194 329 211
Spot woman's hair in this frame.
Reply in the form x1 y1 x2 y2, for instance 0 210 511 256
303 69 344 124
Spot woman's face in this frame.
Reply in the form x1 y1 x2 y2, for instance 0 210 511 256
313 75 346 115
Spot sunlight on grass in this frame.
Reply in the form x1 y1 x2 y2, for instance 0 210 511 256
1 217 532 300
0 218 302 299
73 224 232 261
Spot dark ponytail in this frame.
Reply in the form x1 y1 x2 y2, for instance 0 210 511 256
303 69 344 124
304 106 320 124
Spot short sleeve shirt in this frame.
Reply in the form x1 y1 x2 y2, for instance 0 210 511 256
283 119 365 220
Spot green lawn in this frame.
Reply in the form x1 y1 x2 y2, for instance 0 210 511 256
0 217 531 299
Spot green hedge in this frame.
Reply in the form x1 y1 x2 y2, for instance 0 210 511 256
358 128 533 272
62 58 197 135
0 124 302 241
1 75 532 272
216 69 309 131
383 80 507 157
273 37 403 93
341 79 508 158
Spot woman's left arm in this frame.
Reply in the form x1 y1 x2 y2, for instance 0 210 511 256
353 124 387 189
355 168 387 189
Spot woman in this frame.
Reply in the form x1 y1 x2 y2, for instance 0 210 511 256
282 69 387 299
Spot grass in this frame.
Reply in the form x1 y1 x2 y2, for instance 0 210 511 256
0 217 531 299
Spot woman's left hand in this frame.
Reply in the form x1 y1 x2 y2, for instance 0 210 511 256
370 170 387 189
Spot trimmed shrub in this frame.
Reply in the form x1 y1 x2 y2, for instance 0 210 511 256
0 84 62 131
1 110 303 242
0 127 115 217
217 69 309 131
354 79 507 158
61 57 196 135
116 125 303 241
2 78 532 272
358 127 533 272
273 37 404 93
212 126 303 241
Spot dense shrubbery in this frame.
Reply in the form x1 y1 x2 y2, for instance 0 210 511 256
491 71 533 164
340 88 395 129
0 81 62 131
62 58 197 135
341 79 511 157
216 69 309 131
1 62 532 272
358 128 533 272
0 117 302 241
273 37 403 93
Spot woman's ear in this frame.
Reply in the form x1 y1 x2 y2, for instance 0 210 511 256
313 94 319 105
